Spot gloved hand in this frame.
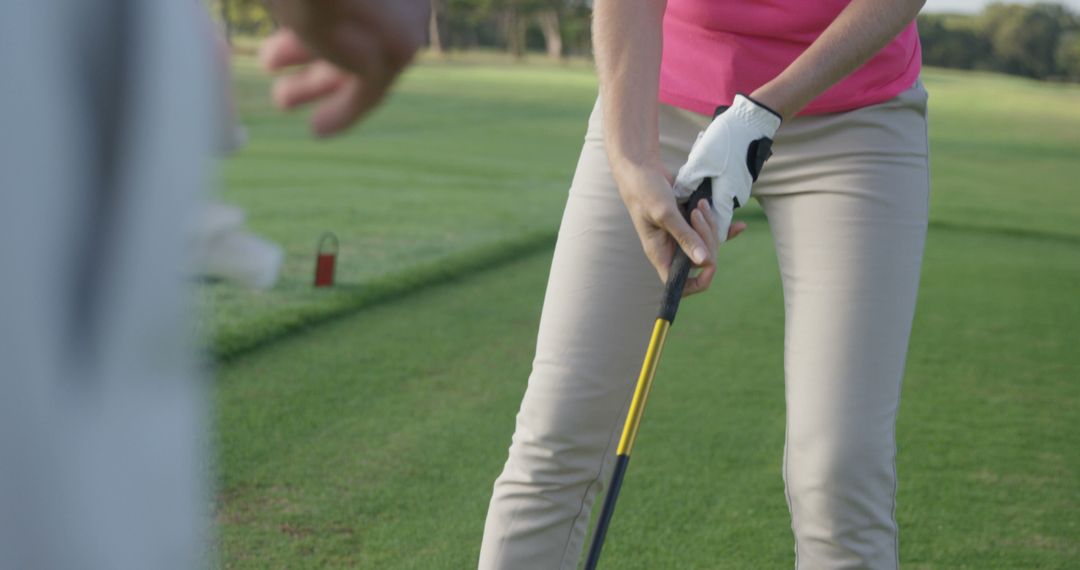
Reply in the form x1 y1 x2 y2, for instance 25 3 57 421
672 94 782 244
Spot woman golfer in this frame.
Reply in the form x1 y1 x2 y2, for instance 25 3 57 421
479 0 929 568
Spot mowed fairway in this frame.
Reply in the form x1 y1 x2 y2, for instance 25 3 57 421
213 59 1080 568
206 56 597 355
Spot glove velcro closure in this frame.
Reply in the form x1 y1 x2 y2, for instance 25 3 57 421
746 137 774 183
716 94 780 184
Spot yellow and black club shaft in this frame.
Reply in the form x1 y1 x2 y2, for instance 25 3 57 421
584 180 713 570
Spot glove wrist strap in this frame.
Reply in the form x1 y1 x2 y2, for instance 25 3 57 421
739 93 784 123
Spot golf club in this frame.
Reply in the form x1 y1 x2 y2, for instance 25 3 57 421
583 179 713 570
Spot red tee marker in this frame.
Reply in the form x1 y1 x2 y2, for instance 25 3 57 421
314 232 338 287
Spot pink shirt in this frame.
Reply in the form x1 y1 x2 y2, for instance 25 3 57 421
659 0 922 116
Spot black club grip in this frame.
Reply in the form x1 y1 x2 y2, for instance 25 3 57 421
657 179 713 323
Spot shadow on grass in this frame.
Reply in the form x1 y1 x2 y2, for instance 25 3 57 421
208 229 556 363
208 212 1078 365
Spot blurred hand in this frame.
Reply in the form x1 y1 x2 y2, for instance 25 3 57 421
260 0 429 136
614 161 745 296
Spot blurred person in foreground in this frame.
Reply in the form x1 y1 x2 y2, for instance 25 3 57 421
263 0 930 568
0 1 425 568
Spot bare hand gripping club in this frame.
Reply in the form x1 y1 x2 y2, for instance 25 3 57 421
583 180 713 570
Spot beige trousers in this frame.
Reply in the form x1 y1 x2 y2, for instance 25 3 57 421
479 84 929 570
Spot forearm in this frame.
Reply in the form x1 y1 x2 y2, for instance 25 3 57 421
751 0 925 120
593 0 667 174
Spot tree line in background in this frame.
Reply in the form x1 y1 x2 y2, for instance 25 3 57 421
211 1 1079 81
209 0 593 59
428 0 594 58
919 2 1080 81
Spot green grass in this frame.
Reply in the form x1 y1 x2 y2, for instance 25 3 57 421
208 61 1080 357
215 229 1079 568
212 61 1080 567
206 56 598 355
920 67 1080 238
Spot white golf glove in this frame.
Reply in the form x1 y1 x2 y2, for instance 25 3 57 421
673 94 782 244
